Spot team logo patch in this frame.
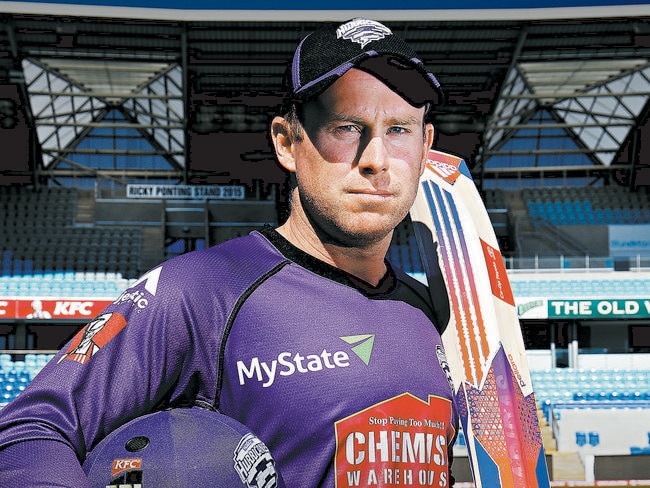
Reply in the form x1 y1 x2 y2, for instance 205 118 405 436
336 19 392 49
436 345 455 393
233 433 280 488
58 312 128 365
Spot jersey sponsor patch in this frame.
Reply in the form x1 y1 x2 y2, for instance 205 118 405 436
236 335 375 387
334 393 453 487
237 348 352 388
58 312 128 365
112 266 163 313
129 266 162 296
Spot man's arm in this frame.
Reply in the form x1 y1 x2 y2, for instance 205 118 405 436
0 264 205 486
0 440 91 487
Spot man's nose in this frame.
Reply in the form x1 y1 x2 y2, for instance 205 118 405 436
357 136 389 175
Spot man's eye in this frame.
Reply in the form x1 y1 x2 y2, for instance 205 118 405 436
388 126 409 134
337 124 361 133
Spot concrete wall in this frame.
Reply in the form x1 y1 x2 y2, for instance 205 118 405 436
552 406 650 455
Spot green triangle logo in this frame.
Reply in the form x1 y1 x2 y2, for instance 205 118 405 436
340 334 375 366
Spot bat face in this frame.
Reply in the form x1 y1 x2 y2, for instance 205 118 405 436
410 149 551 488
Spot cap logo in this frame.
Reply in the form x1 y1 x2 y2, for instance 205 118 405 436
336 19 392 49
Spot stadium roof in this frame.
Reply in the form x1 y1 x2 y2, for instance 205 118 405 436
0 3 649 189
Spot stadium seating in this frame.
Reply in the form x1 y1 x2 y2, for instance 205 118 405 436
0 353 56 405
0 186 143 279
509 275 650 298
531 368 650 421
0 271 135 298
521 186 650 226
529 368 650 459
549 401 650 455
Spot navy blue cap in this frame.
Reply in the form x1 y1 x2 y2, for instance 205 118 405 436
289 18 442 107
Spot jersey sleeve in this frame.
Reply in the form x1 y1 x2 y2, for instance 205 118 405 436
0 440 92 487
0 256 224 486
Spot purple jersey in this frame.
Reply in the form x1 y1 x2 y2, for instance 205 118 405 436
0 228 458 487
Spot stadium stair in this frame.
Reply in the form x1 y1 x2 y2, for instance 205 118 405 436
551 451 585 481
536 402 588 482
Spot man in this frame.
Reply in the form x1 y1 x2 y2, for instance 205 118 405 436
0 18 458 486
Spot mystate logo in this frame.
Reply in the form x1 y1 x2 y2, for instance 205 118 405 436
237 334 375 387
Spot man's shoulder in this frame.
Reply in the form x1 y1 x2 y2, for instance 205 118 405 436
392 265 428 295
127 231 289 306
161 230 288 281
389 264 447 332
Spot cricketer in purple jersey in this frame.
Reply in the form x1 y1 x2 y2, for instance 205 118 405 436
0 228 458 486
0 17 460 487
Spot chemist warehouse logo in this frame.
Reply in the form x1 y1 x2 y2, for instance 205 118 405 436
237 335 375 388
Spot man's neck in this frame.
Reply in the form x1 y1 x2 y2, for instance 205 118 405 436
276 217 391 287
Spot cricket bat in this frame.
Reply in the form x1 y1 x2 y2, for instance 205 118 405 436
409 149 551 488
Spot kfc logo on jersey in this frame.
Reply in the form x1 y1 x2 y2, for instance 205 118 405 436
336 19 392 49
58 312 128 365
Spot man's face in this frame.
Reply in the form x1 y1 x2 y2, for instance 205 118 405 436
286 68 433 247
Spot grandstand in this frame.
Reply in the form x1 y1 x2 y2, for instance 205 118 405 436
0 3 650 484
0 186 143 278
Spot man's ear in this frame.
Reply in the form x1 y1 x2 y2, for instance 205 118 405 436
271 116 297 173
421 123 435 176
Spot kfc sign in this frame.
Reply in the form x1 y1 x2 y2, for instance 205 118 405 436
0 299 113 320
